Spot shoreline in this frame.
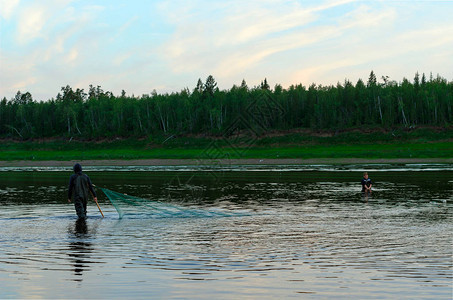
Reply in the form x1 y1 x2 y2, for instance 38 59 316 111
0 158 452 167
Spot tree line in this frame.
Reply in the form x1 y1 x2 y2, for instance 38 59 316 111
1 72 451 139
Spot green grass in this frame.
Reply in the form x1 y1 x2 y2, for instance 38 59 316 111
0 128 451 161
0 142 451 161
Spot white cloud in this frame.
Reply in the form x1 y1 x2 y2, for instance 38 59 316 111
0 1 111 99
14 1 77 44
65 47 78 64
287 18 453 87
0 50 37 95
160 0 363 79
218 3 314 45
16 5 47 43
213 25 339 78
1 0 452 100
159 0 398 86
0 0 20 20
110 15 139 42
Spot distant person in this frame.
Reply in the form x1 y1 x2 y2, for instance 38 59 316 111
361 172 372 193
68 163 98 219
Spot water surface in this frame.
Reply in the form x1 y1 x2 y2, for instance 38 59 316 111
0 164 452 299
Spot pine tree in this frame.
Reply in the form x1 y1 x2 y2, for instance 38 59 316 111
414 71 420 91
367 71 377 87
204 75 217 96
194 78 203 94
240 79 248 90
260 78 270 90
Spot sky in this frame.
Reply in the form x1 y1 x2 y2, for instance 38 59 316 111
1 0 452 101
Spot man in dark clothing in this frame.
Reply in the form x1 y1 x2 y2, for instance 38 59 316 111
361 172 372 193
68 163 98 219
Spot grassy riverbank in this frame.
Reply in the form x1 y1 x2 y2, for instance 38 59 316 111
1 127 451 162
0 142 452 161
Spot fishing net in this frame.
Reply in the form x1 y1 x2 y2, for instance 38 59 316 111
100 187 240 219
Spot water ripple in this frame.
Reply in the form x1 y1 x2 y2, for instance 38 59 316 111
0 169 451 299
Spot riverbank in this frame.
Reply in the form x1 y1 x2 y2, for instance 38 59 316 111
1 127 451 165
1 157 452 167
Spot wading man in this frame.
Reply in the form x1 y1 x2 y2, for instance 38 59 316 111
68 163 98 219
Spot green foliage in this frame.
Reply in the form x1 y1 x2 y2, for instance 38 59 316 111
0 73 452 140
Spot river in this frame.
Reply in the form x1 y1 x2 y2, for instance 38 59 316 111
0 164 452 299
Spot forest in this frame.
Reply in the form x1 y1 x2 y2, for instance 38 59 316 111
0 71 452 140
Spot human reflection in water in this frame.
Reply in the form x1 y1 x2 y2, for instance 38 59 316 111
362 191 370 203
67 218 93 281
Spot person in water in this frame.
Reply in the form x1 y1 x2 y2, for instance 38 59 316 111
361 172 372 193
68 163 98 219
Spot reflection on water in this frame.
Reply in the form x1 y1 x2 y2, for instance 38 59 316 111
0 165 451 299
67 219 92 280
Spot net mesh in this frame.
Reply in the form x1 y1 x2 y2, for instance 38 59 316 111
100 187 241 219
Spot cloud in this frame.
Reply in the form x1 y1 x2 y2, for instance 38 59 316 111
14 1 73 44
1 0 452 101
0 0 20 20
16 5 47 43
287 14 453 86
160 0 363 78
110 15 139 42
160 0 399 86
218 3 314 45
156 0 450 90
65 47 78 64
0 1 111 99
0 51 37 94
